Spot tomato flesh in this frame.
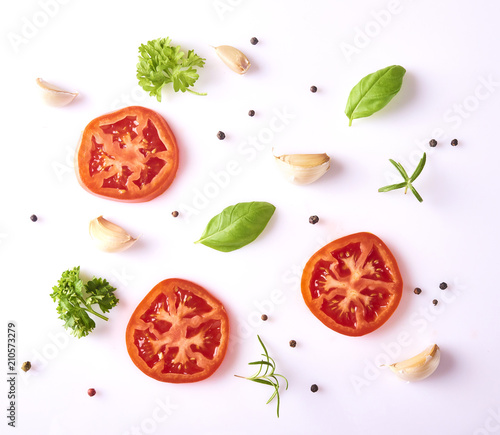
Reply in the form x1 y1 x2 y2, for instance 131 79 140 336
76 106 178 202
302 233 403 336
126 279 229 383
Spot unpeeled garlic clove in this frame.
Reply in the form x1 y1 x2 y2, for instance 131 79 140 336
274 152 331 185
213 45 251 74
388 344 441 382
36 78 78 107
89 216 137 253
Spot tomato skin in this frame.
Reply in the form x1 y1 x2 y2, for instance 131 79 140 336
301 232 403 337
75 106 179 203
126 279 229 383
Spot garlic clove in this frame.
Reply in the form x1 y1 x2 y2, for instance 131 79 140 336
89 216 137 253
388 344 441 382
36 78 78 107
214 45 251 74
274 152 331 185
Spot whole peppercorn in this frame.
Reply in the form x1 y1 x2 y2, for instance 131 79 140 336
261 314 268 321
21 361 31 372
30 214 38 222
248 110 255 117
309 215 319 225
439 282 448 290
171 211 179 218
451 139 458 146
310 86 318 93
429 139 437 147
413 287 422 295
432 299 438 306
310 384 319 393
250 37 259 45
87 388 96 397
289 340 297 348
217 131 226 140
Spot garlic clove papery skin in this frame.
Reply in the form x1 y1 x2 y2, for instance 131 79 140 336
388 344 441 382
36 78 78 107
274 152 331 185
214 45 251 74
89 216 137 253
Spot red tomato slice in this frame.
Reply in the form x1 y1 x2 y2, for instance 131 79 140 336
301 232 403 337
75 106 178 202
126 279 229 383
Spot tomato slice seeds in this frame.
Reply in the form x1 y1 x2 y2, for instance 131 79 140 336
126 279 229 383
76 106 178 202
301 233 403 336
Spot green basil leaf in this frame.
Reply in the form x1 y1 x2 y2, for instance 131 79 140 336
345 65 406 126
195 201 276 252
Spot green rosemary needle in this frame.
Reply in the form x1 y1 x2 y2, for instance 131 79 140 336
235 335 289 418
378 152 426 202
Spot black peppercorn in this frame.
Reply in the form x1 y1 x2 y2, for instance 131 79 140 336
261 314 268 321
217 131 225 140
250 37 259 45
171 211 179 218
429 139 437 147
310 86 317 93
413 287 422 295
432 299 438 306
451 139 458 146
30 215 38 222
88 388 96 397
310 384 319 393
309 215 319 225
289 340 297 348
439 282 448 290
248 110 255 117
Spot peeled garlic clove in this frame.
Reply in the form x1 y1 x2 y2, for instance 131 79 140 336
89 216 137 253
274 152 331 185
214 45 251 74
388 344 440 382
36 78 78 107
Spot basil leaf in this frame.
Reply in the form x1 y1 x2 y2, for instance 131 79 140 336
345 65 406 126
195 201 275 252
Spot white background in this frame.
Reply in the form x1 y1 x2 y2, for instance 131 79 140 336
1 0 500 434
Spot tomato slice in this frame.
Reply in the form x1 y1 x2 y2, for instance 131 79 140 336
75 106 178 202
301 232 403 337
126 279 229 383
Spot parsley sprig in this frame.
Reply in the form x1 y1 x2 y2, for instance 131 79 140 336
50 266 119 338
235 335 288 418
378 153 426 202
137 37 206 102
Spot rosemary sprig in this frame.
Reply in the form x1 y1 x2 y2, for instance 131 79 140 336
378 152 426 202
235 335 289 418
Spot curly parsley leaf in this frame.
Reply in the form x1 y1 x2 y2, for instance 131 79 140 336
50 267 119 338
137 37 206 102
85 277 119 314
